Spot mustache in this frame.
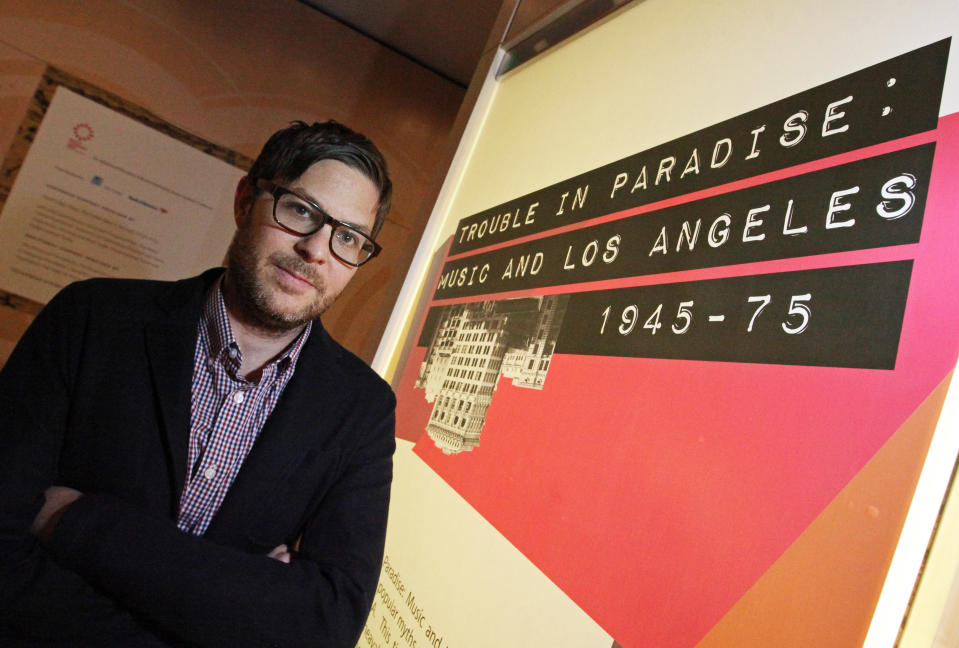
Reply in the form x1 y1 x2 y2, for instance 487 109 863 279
270 254 321 288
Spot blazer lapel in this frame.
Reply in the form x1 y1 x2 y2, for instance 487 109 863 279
144 270 222 506
206 325 349 539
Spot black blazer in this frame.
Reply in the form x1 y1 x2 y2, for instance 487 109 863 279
0 269 395 648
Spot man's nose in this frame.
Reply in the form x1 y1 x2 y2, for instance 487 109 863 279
293 224 333 263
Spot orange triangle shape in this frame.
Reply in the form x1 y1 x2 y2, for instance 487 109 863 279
695 371 954 648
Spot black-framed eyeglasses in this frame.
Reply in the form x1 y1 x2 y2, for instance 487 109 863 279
254 178 382 267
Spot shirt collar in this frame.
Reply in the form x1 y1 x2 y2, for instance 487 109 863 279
200 279 312 376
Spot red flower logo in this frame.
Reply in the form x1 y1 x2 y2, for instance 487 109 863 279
72 123 94 141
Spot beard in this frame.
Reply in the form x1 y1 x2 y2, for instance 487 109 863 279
224 226 338 332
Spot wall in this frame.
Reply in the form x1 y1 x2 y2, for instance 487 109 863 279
0 0 465 364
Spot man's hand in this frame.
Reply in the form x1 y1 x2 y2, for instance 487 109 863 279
30 486 82 543
267 544 292 563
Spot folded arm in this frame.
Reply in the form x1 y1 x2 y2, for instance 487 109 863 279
0 287 165 644
42 406 394 648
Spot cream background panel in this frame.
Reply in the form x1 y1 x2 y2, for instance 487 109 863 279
898 429 959 648
367 441 614 648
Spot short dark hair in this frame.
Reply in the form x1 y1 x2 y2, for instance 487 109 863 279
248 120 392 236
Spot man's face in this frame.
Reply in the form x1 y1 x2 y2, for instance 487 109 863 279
225 159 380 331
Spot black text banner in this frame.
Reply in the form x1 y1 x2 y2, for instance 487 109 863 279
555 261 912 369
434 144 933 300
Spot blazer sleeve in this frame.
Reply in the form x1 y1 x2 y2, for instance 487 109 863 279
44 382 396 648
0 284 167 645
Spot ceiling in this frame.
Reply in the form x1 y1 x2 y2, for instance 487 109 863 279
299 0 508 87
300 0 583 88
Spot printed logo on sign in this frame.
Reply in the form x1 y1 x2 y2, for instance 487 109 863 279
67 123 94 153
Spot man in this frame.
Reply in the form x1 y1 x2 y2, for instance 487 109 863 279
0 121 396 647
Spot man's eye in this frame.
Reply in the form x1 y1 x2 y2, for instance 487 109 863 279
291 202 313 218
278 195 315 220
335 229 358 247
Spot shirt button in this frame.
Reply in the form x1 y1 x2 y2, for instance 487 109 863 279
203 467 216 480
228 347 238 359
233 391 244 404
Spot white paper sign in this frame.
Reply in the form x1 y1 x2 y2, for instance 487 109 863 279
0 87 243 303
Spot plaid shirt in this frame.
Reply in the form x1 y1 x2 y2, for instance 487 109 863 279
177 283 311 536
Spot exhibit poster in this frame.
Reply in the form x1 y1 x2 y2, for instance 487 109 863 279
366 1 959 647
0 85 243 304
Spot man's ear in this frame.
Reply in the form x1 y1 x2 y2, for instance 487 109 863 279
234 176 257 228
